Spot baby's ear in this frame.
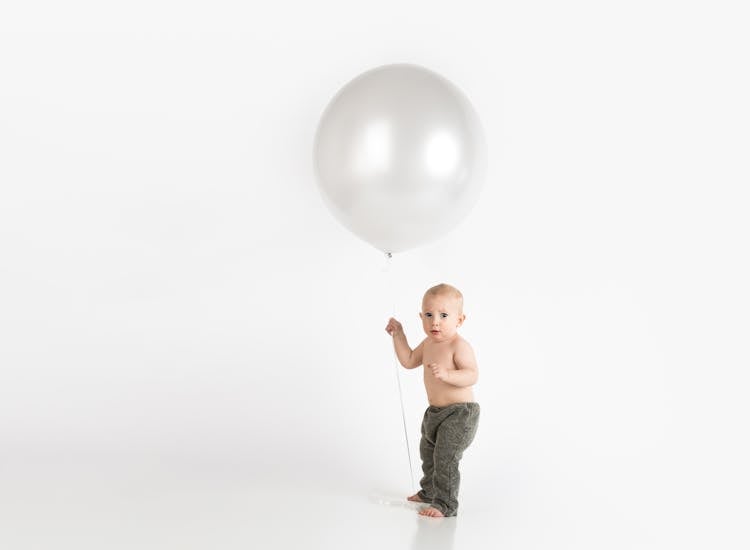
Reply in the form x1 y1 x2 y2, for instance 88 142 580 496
458 314 466 326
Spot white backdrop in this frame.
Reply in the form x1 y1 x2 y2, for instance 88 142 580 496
1 1 748 548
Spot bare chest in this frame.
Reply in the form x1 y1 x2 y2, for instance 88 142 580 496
421 342 456 371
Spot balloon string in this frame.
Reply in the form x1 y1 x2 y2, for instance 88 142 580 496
384 252 416 494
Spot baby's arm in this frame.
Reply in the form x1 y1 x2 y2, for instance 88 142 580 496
446 339 479 387
385 318 424 369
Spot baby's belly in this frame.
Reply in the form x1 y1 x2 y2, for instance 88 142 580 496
425 384 475 407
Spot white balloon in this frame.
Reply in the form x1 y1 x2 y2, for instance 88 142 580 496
313 63 487 254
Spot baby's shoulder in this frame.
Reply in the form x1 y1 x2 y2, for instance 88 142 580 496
451 336 476 360
452 334 473 350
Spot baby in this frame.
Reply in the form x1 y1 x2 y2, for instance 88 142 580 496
385 283 480 517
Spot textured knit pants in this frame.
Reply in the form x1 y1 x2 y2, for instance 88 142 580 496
416 402 480 517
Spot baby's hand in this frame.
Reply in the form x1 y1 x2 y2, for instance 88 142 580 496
428 362 450 382
385 317 403 336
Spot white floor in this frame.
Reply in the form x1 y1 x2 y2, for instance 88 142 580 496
2 454 746 550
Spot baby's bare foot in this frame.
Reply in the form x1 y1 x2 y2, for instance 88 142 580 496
407 493 424 502
418 506 445 517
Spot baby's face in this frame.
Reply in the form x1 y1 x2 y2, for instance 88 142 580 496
420 293 465 343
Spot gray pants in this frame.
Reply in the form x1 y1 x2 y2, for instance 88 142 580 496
416 402 480 517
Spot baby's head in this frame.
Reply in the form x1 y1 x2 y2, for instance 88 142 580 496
420 283 466 342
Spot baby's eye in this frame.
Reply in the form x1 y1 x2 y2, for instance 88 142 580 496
425 312 433 318
440 313 449 318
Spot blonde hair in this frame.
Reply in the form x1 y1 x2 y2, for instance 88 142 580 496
423 283 464 311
